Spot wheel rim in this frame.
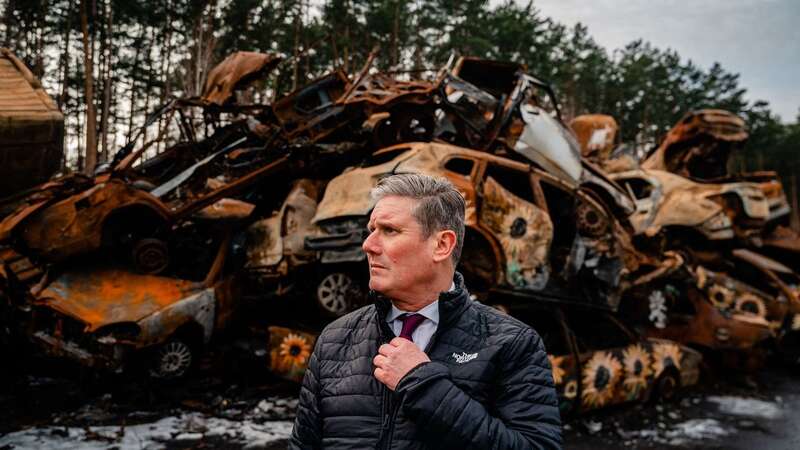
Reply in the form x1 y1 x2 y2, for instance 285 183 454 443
133 239 169 274
154 341 192 378
317 273 353 315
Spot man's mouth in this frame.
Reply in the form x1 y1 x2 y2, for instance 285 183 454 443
369 263 387 270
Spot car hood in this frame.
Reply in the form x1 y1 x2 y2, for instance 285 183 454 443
35 269 204 332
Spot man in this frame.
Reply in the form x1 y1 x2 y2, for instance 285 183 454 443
290 173 562 449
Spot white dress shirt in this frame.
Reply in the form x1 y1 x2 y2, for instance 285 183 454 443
385 282 455 351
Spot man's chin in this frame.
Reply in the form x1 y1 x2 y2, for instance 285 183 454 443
368 277 392 294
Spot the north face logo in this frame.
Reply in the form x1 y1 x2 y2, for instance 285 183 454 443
452 352 478 364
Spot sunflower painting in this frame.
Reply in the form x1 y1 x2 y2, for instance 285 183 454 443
581 352 622 409
622 345 652 398
652 342 682 377
792 314 800 331
268 326 316 382
563 380 578 399
548 355 566 385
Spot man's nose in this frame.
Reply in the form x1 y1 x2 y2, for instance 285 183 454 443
362 230 381 255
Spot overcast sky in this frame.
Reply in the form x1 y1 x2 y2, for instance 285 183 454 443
529 0 800 122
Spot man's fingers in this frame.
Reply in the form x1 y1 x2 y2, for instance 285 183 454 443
378 343 396 356
374 367 386 381
390 337 407 347
373 354 387 368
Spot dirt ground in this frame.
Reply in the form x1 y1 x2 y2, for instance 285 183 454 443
1 339 798 449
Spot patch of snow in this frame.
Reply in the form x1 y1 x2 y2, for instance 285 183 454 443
0 413 293 450
707 396 783 420
663 418 730 445
620 418 731 447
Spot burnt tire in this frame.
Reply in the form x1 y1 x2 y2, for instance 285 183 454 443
315 270 365 317
576 202 609 237
149 339 194 379
132 238 170 274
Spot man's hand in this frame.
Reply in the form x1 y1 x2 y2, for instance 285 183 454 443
373 337 431 390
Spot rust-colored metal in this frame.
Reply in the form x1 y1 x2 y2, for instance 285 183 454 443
201 52 282 106
642 109 748 180
611 169 769 241
569 114 618 161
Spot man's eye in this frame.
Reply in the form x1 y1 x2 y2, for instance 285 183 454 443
384 228 398 235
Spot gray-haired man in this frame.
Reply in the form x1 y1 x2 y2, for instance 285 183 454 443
290 173 562 449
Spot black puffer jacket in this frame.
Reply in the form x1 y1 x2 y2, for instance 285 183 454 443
290 273 562 449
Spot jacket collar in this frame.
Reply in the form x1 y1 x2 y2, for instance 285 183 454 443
373 272 470 331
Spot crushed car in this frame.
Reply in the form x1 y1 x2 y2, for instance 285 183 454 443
10 231 240 378
610 169 770 244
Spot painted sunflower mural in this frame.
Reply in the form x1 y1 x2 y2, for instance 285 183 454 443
652 342 682 377
268 326 316 382
563 380 578 400
792 314 800 331
581 351 622 408
707 283 735 309
548 355 566 385
622 344 652 397
734 292 767 318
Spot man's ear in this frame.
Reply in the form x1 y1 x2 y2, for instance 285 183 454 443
432 230 457 263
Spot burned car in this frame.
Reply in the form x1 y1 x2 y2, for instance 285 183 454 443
511 303 701 416
610 169 770 243
266 303 702 417
13 232 240 378
618 268 772 370
300 141 635 313
641 109 748 181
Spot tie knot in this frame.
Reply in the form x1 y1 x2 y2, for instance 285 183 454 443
399 313 426 341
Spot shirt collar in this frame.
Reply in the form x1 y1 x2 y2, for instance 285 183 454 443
384 280 454 325
387 299 440 325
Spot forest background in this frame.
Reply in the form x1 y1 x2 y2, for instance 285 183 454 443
1 0 798 215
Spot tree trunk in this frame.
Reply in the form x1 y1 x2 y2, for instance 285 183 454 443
791 174 800 232
99 0 112 162
58 0 75 110
127 25 145 140
80 0 97 174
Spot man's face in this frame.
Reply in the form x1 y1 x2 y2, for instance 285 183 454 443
363 196 437 298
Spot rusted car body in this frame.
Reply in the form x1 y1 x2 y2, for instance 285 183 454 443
619 270 772 370
0 148 286 278
610 169 769 242
16 235 239 378
0 48 64 200
266 304 702 417
641 109 748 180
303 142 633 310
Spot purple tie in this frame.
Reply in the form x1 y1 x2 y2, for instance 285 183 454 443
399 314 426 342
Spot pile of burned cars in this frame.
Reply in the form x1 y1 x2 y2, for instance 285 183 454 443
1 49 798 420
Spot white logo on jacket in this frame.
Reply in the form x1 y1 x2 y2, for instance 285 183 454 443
452 352 478 364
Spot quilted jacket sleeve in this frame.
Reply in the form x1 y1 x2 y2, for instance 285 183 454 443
395 327 562 449
288 333 324 450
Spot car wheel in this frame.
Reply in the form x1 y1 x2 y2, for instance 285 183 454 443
132 238 170 274
576 202 609 237
150 339 193 379
316 271 362 317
